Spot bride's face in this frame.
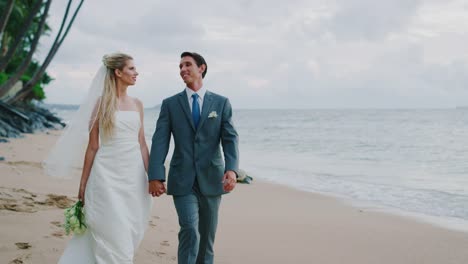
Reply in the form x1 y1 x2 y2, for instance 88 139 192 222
116 60 138 86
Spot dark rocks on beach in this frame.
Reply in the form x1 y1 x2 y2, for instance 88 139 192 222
0 157 4 161
0 102 65 138
0 118 22 138
0 138 9 143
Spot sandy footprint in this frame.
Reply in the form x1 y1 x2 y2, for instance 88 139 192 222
147 249 167 257
0 203 36 213
6 161 42 168
0 187 75 213
50 221 62 228
9 253 31 264
9 258 24 264
51 231 65 238
15 242 31 249
43 194 74 209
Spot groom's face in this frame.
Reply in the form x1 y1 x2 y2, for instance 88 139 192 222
179 56 204 85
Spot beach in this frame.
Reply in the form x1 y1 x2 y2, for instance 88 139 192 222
1 132 468 264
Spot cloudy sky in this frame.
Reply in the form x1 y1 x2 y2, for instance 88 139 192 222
38 0 468 109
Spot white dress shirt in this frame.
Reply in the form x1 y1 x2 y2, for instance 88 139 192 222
185 86 206 114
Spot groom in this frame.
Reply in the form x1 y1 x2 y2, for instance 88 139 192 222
148 51 239 264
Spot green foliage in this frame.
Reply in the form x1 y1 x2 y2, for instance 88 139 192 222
41 72 53 85
4 50 26 74
1 0 53 102
20 74 45 101
0 73 8 85
32 83 45 100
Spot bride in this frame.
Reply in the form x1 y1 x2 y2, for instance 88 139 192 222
44 53 154 263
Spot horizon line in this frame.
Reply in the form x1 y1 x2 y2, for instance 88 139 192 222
43 103 465 111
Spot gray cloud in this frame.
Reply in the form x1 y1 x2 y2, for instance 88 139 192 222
40 0 468 109
322 0 422 41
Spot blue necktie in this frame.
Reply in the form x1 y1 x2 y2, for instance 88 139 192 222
192 93 200 128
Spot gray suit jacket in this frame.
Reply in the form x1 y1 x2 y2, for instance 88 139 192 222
148 90 239 196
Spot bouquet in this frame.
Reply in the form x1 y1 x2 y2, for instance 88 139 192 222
64 200 87 235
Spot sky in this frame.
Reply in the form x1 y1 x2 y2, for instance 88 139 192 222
38 0 468 109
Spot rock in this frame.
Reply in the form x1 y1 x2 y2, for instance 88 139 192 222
0 102 65 138
0 119 22 138
236 169 254 184
0 157 5 161
0 138 9 143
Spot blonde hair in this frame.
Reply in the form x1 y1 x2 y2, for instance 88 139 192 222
99 52 133 140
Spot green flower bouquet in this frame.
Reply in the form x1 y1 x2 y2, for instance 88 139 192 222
64 200 87 235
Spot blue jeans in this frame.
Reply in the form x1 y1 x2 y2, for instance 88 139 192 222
173 185 221 264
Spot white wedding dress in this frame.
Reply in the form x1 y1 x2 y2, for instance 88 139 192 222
59 111 152 264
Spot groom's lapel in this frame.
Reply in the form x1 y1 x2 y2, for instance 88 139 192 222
197 91 214 132
177 91 196 132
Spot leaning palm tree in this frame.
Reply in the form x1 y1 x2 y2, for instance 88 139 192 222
9 0 84 102
0 0 50 99
0 0 44 73
11 0 84 103
0 0 15 43
0 0 84 104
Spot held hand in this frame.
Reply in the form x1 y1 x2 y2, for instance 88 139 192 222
223 170 237 192
149 180 166 197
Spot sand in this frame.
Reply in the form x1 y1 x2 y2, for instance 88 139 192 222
1 132 468 264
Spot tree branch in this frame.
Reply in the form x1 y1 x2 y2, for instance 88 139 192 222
0 0 51 99
0 0 44 73
11 0 85 103
0 0 15 39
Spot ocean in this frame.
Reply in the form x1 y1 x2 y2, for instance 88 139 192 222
51 106 468 231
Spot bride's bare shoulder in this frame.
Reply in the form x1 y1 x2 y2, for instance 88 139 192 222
131 97 144 112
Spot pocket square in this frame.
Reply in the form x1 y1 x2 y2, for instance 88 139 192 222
208 111 218 118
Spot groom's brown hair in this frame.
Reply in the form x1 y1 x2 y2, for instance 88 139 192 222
181 51 208 78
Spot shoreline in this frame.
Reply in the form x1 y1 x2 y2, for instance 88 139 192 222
258 177 468 234
1 132 468 263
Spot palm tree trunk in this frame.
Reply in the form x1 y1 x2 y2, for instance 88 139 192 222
0 0 44 73
11 0 84 103
0 0 51 99
0 0 15 41
0 0 15 57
